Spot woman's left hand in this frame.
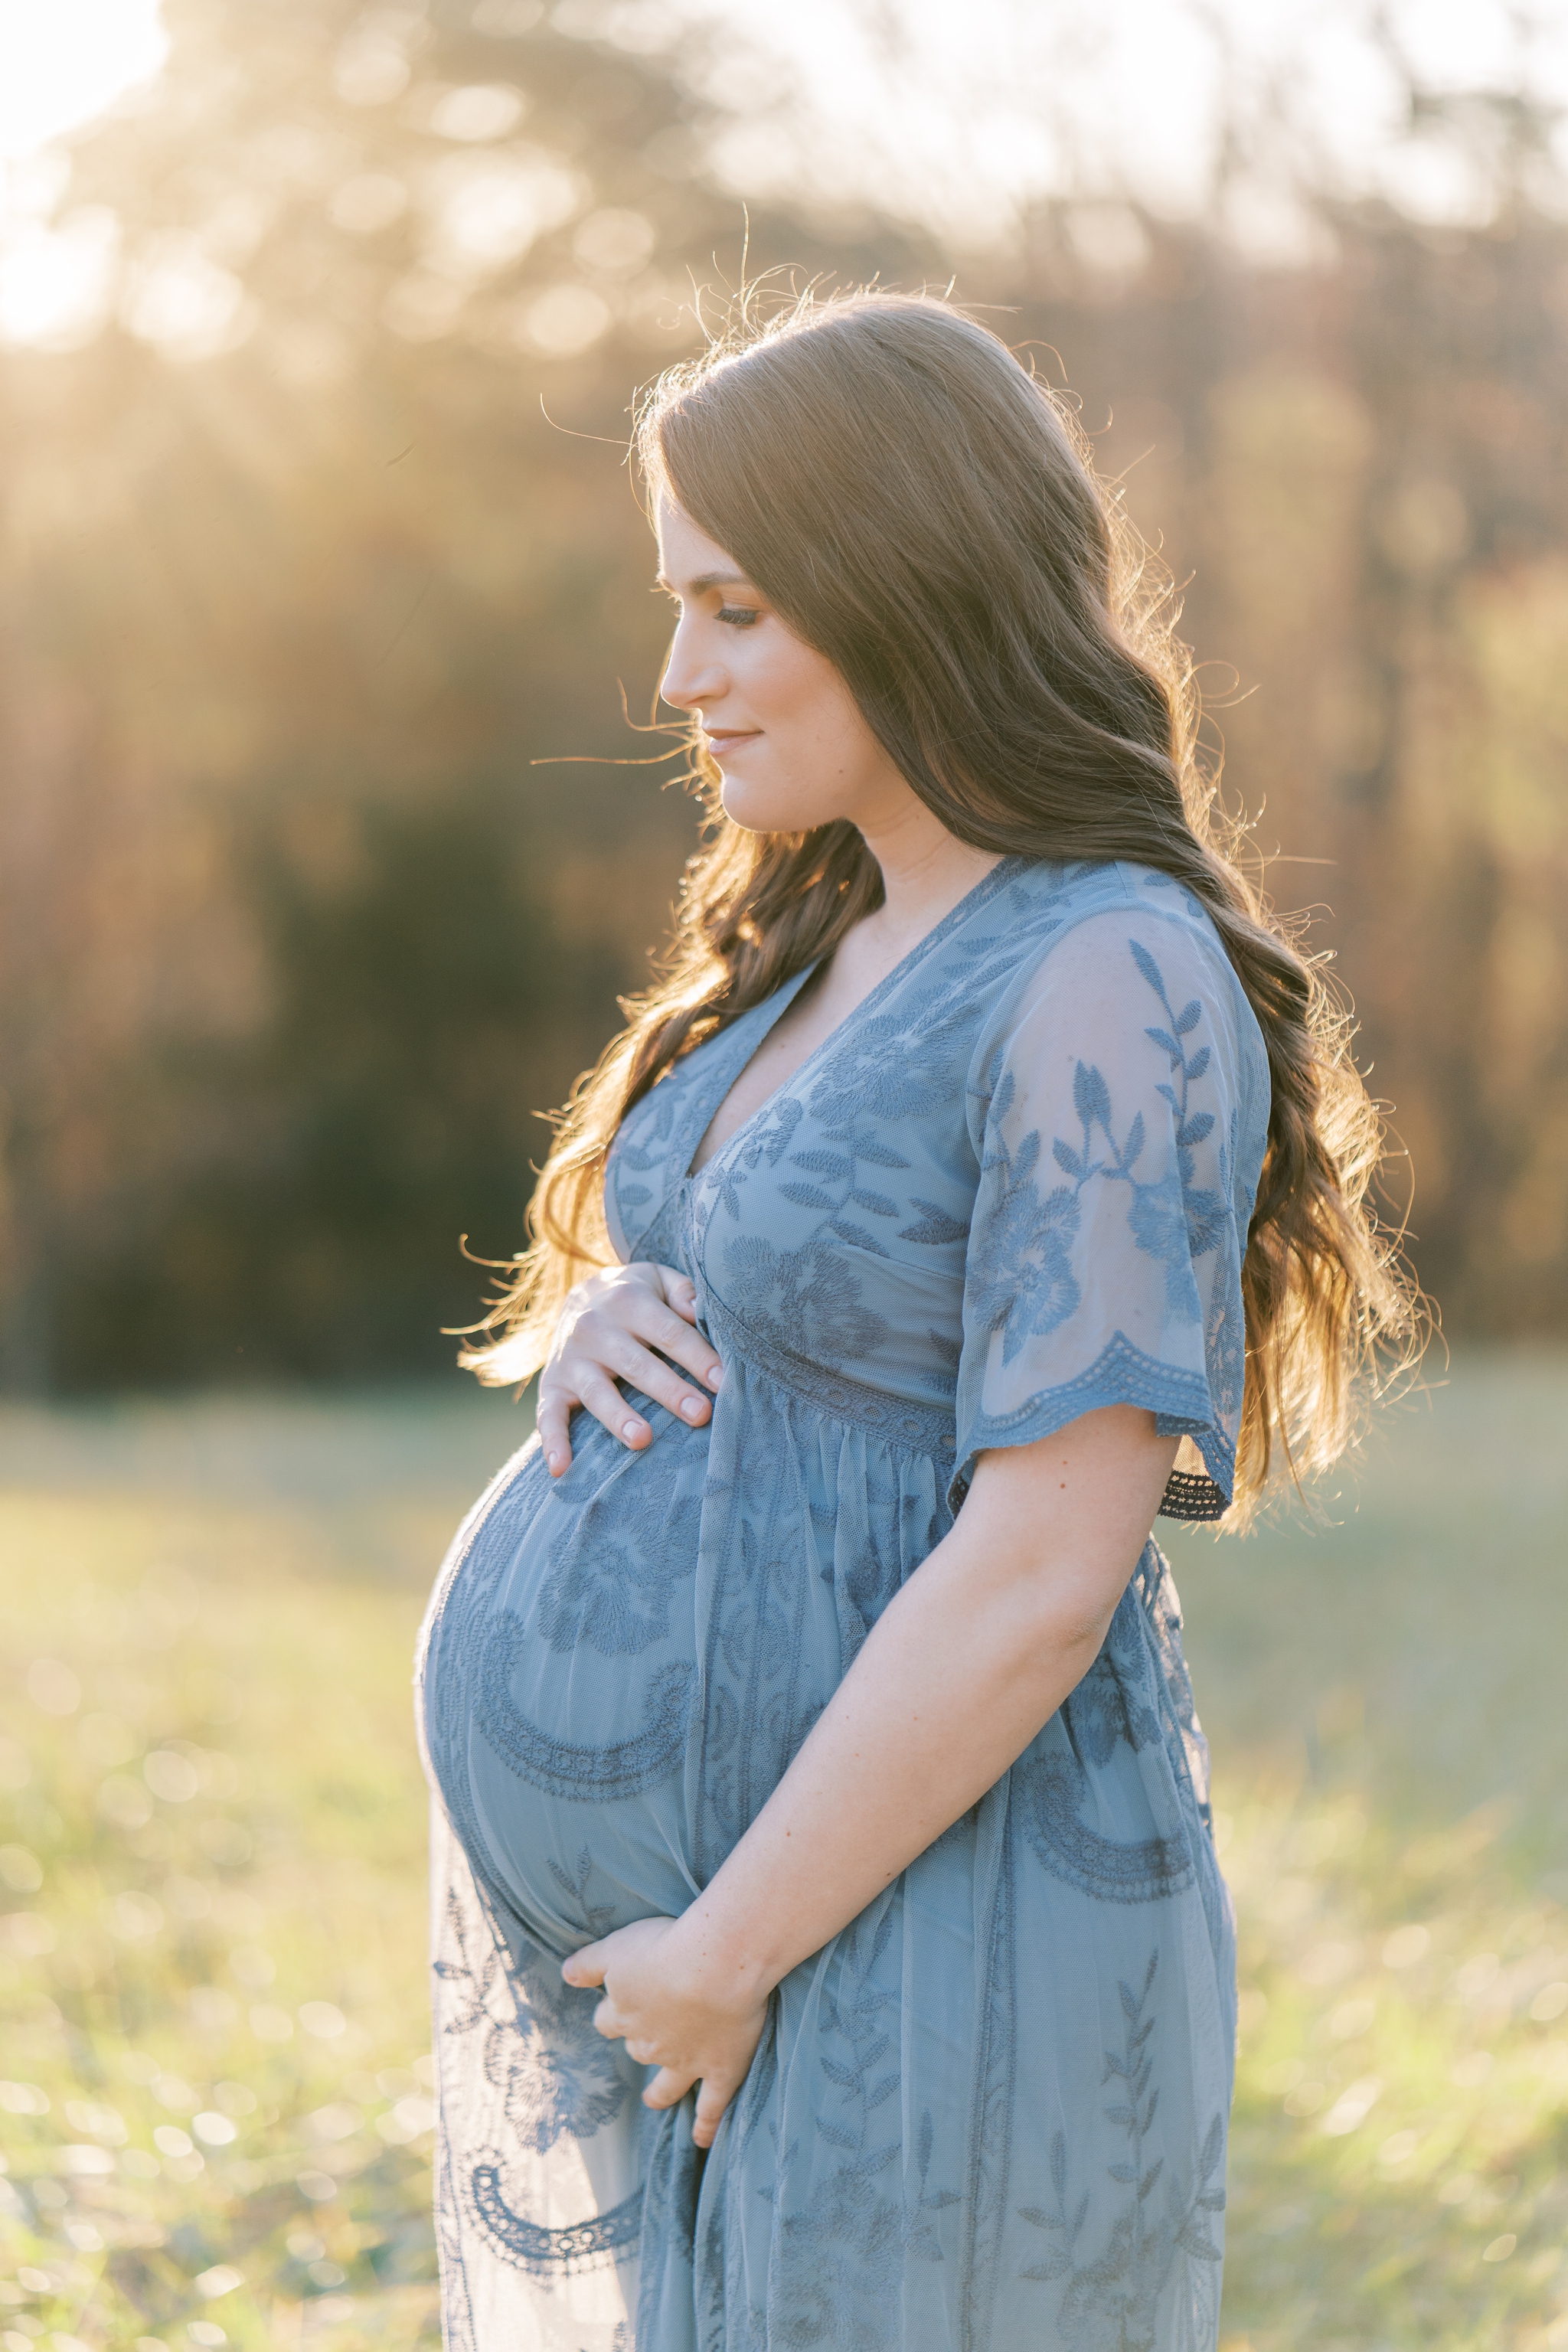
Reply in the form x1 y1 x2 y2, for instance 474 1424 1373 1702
563 1917 769 2151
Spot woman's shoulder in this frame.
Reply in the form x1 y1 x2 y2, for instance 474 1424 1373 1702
1002 854 1214 926
972 860 1268 1102
987 858 1240 997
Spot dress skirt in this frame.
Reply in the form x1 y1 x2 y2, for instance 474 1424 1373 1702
416 1387 1235 2352
416 856 1267 2350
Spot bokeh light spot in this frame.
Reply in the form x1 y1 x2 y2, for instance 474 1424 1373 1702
519 282 609 355
430 83 525 141
573 206 655 275
193 2265 243 2297
27 1658 80 1716
1380 1922 1430 1968
330 173 409 235
332 29 412 108
0 1843 43 1893
111 1880 166 1940
143 1749 201 1803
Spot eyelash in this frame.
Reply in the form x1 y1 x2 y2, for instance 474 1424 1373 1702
717 606 760 629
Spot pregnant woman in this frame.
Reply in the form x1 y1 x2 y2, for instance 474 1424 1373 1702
416 290 1408 2352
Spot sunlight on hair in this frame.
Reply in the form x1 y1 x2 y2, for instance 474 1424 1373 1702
464 279 1425 1514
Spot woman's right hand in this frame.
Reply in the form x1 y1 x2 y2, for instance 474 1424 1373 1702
536 1262 723 1477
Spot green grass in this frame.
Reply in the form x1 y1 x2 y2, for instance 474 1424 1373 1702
2 1361 1566 2351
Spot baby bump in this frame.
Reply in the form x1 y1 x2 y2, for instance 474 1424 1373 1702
419 1405 715 1952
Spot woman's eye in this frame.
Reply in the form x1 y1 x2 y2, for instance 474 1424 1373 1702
716 606 760 629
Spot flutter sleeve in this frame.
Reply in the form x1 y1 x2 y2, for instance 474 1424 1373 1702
952 902 1266 1513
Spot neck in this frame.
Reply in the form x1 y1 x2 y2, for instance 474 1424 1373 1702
858 799 1002 948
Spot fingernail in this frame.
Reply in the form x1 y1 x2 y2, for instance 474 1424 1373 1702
622 1419 645 1442
708 1364 723 1387
546 1452 562 1474
679 1396 704 1421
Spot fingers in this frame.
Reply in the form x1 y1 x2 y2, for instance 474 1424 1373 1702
692 2070 743 2150
650 1316 724 1396
560 1942 608 1990
537 1263 724 1475
642 2065 697 2113
593 1271 720 1391
546 1333 720 1452
593 1329 714 1427
652 1267 701 1325
637 2059 744 2145
596 1296 723 1402
535 1396 573 1478
563 1364 655 1452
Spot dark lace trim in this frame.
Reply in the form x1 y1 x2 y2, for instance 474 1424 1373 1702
1157 1469 1228 1523
467 2168 644 2274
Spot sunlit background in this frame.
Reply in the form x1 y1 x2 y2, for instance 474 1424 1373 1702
2 2 1567 2347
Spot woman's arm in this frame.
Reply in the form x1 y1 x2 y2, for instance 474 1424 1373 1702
535 1262 720 1475
564 1403 1178 2145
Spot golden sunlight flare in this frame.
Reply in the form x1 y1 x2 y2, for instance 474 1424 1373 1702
0 0 167 162
0 0 167 345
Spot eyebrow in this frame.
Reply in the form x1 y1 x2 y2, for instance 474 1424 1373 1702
655 570 757 596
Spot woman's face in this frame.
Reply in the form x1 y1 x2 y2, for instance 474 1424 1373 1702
656 498 912 837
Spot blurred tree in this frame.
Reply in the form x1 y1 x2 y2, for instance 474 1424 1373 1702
1 1 1566 1387
0 0 926 1389
61 780 629 1381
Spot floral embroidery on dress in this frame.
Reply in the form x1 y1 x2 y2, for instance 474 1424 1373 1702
1014 1568 1207 1905
952 919 1257 1501
1128 937 1231 1311
537 1455 703 1657
752 1900 952 2350
966 939 1236 1370
418 860 1266 2352
1018 1951 1226 2350
435 1881 629 2154
479 1624 695 1802
964 1073 1085 1357
719 1232 893 1370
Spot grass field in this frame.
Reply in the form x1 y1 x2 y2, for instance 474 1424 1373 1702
2 1359 1566 2352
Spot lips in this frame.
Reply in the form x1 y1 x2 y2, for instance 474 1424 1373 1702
703 730 760 747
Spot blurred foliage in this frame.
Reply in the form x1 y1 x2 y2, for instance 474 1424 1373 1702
0 2 1566 1387
69 784 630 1381
2 1362 1567 2347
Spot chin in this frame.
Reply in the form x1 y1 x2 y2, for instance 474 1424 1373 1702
720 770 848 837
717 775 801 834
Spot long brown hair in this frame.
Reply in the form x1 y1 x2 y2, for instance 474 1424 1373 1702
466 286 1417 1521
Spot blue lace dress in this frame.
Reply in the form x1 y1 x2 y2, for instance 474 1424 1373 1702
416 855 1269 2352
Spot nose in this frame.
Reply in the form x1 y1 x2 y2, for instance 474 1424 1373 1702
659 611 725 714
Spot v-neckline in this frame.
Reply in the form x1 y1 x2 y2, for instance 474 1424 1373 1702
685 854 1023 1180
